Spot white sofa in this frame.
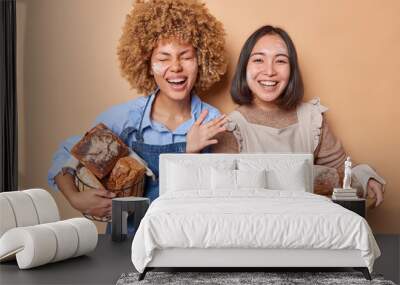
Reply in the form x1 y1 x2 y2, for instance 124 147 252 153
0 189 98 269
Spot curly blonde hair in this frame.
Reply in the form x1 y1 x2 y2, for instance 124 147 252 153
117 0 227 94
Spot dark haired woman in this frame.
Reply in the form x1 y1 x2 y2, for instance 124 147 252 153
213 25 385 207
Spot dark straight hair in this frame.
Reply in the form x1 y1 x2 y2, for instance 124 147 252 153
231 25 304 110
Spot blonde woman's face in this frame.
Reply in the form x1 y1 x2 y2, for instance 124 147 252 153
151 39 198 101
246 34 290 105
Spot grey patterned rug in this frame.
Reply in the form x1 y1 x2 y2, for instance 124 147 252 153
116 271 396 285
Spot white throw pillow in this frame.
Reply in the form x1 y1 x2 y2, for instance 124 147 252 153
237 169 267 189
211 168 267 190
211 168 236 190
167 162 209 191
167 160 235 192
238 159 308 191
267 166 307 191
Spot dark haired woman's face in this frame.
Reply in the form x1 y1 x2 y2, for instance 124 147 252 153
246 34 290 107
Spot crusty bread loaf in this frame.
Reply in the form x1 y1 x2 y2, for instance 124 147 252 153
71 123 129 179
106 156 146 193
76 166 105 190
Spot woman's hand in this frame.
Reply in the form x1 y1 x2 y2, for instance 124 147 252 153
367 178 384 207
55 170 115 218
70 188 115 218
186 110 228 153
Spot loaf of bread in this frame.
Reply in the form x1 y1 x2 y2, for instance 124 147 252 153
75 166 105 190
70 123 129 179
106 156 146 193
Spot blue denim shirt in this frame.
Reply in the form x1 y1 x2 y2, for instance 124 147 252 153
47 90 221 191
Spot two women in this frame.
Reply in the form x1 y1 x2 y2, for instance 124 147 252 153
49 4 385 222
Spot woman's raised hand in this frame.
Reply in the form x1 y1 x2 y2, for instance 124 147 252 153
186 110 228 153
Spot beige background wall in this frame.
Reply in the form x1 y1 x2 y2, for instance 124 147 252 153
16 0 400 233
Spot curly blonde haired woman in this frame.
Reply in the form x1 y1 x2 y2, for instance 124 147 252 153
48 0 228 225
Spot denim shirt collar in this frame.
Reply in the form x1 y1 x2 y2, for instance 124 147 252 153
140 88 202 135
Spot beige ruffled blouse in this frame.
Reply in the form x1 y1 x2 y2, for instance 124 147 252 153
212 98 386 198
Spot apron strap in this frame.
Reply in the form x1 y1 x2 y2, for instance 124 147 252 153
296 103 313 153
135 96 152 143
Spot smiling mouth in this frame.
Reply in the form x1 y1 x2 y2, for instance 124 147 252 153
259 80 278 87
165 77 189 92
167 77 187 86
